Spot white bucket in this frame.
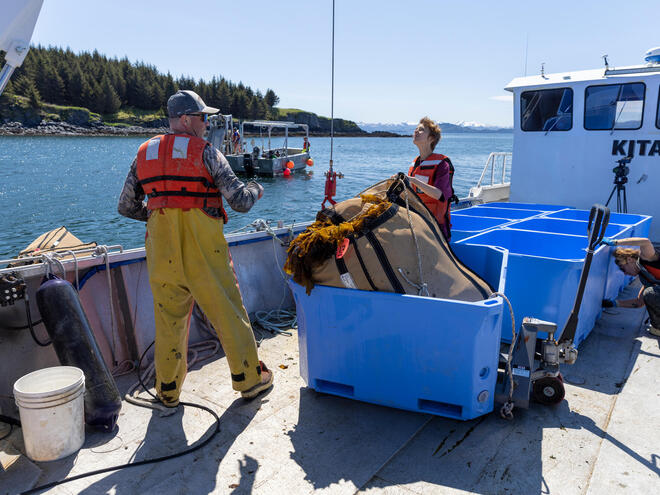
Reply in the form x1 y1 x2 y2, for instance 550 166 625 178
13 366 85 462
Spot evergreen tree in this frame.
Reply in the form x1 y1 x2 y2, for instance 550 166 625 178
247 95 261 119
10 45 278 118
12 75 34 98
264 89 279 108
68 66 84 106
163 73 177 108
43 64 65 104
230 92 247 117
101 75 121 113
148 82 164 110
24 79 42 108
81 75 102 112
108 65 127 103
4 78 15 95
216 81 231 114
32 53 48 99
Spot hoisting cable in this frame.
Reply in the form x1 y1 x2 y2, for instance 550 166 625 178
490 291 517 420
321 0 343 208
20 340 221 495
330 0 335 170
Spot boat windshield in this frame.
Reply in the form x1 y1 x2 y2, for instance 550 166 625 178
585 83 645 130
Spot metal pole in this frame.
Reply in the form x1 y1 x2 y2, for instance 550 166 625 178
0 64 16 97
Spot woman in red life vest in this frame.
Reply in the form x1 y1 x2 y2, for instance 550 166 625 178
407 117 456 240
602 236 660 336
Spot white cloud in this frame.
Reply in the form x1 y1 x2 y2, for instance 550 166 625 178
489 95 513 102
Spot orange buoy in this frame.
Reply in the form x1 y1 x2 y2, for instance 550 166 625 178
306 158 314 167
283 168 291 177
286 160 294 169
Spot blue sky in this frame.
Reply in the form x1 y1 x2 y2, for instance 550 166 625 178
29 0 660 126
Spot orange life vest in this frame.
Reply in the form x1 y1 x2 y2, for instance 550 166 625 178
136 134 228 222
639 259 660 284
408 153 455 230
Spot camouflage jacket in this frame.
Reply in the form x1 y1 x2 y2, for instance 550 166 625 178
117 134 261 222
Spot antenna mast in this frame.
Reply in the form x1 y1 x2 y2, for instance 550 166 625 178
523 33 528 76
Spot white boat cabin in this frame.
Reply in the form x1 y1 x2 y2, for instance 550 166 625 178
505 49 660 239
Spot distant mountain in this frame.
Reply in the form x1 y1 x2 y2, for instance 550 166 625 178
357 121 512 135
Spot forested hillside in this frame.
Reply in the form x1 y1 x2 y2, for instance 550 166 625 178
1 45 279 119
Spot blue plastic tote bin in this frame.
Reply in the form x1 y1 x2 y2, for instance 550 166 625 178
289 245 507 420
510 218 630 238
544 209 651 236
458 228 609 346
456 206 543 220
486 202 569 212
544 209 652 299
507 218 633 301
450 215 510 243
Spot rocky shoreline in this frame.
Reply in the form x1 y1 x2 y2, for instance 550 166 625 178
0 121 168 136
0 121 403 138
0 96 403 137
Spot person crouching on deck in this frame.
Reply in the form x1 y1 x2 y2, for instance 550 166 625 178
601 236 660 337
407 117 457 241
117 90 274 407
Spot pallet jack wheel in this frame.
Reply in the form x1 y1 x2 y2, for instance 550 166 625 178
532 376 565 405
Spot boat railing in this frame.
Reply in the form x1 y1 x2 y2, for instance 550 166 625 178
474 152 512 189
0 244 125 278
454 152 512 208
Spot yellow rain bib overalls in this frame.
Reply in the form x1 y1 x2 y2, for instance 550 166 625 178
136 134 262 405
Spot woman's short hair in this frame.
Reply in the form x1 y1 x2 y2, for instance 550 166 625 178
613 247 639 269
419 116 441 150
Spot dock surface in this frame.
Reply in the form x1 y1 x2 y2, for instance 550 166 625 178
2 283 659 495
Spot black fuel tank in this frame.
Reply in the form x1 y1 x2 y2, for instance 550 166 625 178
36 275 122 432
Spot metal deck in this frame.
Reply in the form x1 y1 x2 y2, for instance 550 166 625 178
1 282 659 494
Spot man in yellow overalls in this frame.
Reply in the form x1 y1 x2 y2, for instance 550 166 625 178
118 90 273 406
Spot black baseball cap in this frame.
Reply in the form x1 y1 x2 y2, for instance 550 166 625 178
167 90 219 118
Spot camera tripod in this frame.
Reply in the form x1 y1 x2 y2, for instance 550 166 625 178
605 156 632 214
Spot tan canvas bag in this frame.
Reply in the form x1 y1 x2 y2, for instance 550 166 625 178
285 177 492 302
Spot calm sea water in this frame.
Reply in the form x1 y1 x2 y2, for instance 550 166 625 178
0 134 512 258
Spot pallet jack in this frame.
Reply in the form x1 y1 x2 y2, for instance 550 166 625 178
495 204 610 415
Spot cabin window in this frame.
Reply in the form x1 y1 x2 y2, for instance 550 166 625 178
584 83 645 130
520 88 573 132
